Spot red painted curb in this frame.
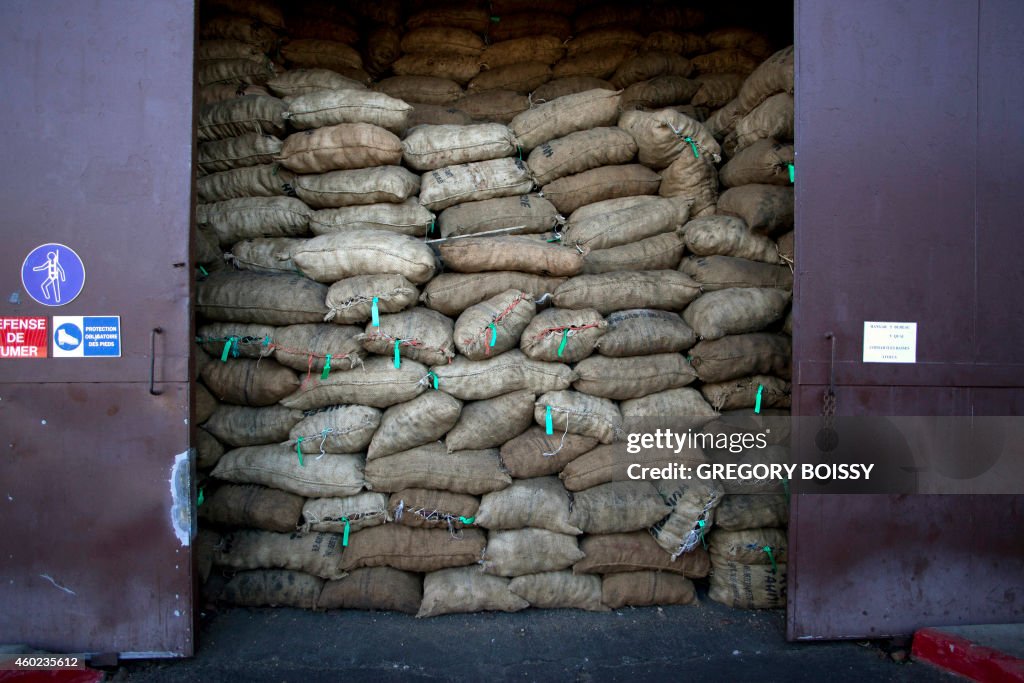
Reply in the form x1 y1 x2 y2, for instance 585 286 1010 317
912 627 1024 683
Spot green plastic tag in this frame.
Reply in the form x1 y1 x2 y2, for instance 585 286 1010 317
342 517 350 547
220 336 236 362
557 328 569 358
321 354 331 380
296 437 304 467
490 15 500 22
197 488 204 507
427 371 439 390
545 406 553 435
684 136 700 158
763 545 778 573
371 297 380 327
788 163 795 183
489 322 498 347
198 265 209 276
698 519 707 549
754 384 764 414
263 335 271 347
394 341 401 369
458 516 475 525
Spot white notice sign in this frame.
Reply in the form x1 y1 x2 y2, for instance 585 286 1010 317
863 322 917 363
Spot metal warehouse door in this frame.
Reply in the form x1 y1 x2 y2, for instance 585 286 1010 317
0 1 196 656
790 0 1024 638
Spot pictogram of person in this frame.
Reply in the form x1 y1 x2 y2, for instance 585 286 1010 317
33 250 66 303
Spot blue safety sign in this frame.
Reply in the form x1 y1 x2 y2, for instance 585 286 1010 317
52 316 121 358
20 243 86 307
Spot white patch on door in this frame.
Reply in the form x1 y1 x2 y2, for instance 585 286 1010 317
169 450 192 546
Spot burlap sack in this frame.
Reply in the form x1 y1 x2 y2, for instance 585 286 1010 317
437 194 562 238
618 108 720 169
725 93 794 156
520 309 606 363
454 290 536 360
482 37 564 68
573 353 697 400
421 273 565 317
688 333 792 383
203 404 303 447
619 387 719 430
650 479 724 558
197 95 287 142
197 163 296 203
407 103 473 128
281 39 363 73
527 127 637 186
602 572 697 608
196 322 276 361
565 195 691 251
196 428 225 469
194 59 274 89
288 405 381 454
701 375 791 412
582 232 685 274
776 231 794 265
392 53 481 85
195 528 219 584
288 17 359 44
684 288 791 340
364 26 401 76
566 28 643 56
706 27 773 58
194 382 218 424
360 307 454 366
200 358 299 406
691 73 747 108
552 271 701 315
284 90 412 133
279 356 427 410
642 31 709 56
532 77 613 103
509 572 606 611
292 230 435 284
199 484 304 533
619 75 701 111
482 528 584 576
401 27 484 55
536 390 622 444
558 442 704 493
419 158 533 212
228 237 304 274
455 90 530 124
719 139 794 188
266 68 367 98
195 227 222 268
475 476 579 535
367 391 462 460
301 492 389 533
509 89 621 151
717 184 794 234
318 567 422 614
611 51 692 88
278 123 402 174
212 445 364 498
552 47 635 80
364 443 511 495
542 165 662 215
680 255 793 291
737 45 795 113
500 427 598 479
489 8 574 39
375 75 463 105
324 274 419 324
293 167 421 209
406 6 491 32
709 528 788 565
567 481 670 534
596 309 696 357
402 123 516 172
221 570 323 609
196 197 311 247
389 488 479 530
691 48 760 76
434 351 577 400
417 566 528 618
272 323 364 373
200 16 277 51
311 199 434 238
213 529 346 580
658 152 719 217
705 98 744 140
439 236 584 277
339 525 486 572
199 133 282 174
708 557 787 609
573 531 710 576
446 390 535 452
716 494 790 531
467 62 551 94
681 215 785 264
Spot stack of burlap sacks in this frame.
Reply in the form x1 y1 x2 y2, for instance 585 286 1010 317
191 0 793 615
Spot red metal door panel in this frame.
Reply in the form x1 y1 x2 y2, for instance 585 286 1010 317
791 0 1024 639
0 0 195 656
